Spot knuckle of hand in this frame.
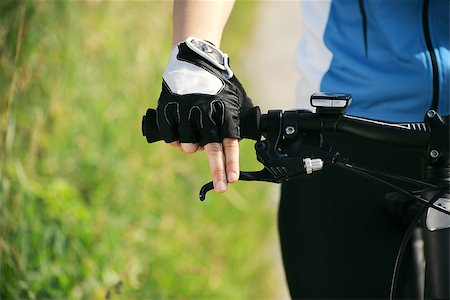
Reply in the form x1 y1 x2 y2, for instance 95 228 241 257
211 168 225 178
223 139 238 148
182 146 198 153
206 143 223 154
225 160 238 169
223 143 237 152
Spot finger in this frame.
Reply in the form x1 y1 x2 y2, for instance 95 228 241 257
181 142 199 153
204 142 227 192
223 138 239 183
169 141 182 151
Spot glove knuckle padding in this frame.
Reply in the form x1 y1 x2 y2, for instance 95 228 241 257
156 37 253 145
209 100 225 126
188 106 203 129
156 92 179 143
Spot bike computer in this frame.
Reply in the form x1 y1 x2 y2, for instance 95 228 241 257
311 92 352 114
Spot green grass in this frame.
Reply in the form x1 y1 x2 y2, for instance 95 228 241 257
0 1 280 299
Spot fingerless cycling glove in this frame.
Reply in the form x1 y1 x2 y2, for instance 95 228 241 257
156 37 253 145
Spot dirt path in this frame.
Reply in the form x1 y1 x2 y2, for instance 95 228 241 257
242 1 301 111
240 2 303 299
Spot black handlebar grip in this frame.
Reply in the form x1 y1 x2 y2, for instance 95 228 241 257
142 108 162 143
141 106 261 144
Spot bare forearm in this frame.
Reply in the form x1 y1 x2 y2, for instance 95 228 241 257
173 0 235 47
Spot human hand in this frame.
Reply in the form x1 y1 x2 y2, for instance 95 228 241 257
156 37 253 192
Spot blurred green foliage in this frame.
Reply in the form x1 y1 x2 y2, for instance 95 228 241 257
0 1 280 299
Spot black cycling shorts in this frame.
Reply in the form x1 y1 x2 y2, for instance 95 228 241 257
279 131 423 299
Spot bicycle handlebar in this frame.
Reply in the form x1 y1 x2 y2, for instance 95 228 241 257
143 104 448 197
142 106 448 155
262 111 431 147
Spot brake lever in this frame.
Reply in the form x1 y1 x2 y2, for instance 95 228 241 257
199 169 279 201
198 110 333 201
198 156 325 201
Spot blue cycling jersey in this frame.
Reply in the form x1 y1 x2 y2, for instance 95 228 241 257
297 0 449 122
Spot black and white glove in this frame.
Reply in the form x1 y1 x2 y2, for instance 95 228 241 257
156 36 254 146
